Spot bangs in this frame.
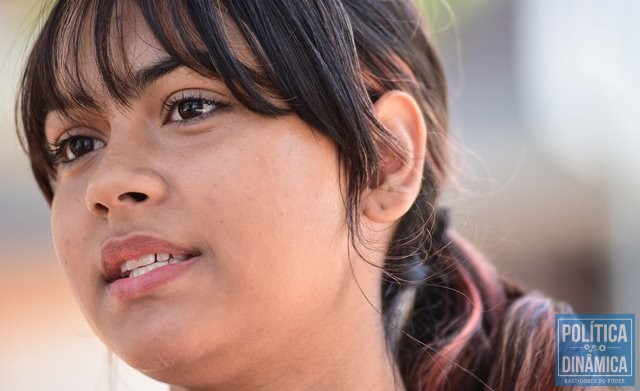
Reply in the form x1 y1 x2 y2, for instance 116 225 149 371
39 0 288 116
21 0 398 221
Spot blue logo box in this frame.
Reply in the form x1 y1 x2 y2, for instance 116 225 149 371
555 314 635 387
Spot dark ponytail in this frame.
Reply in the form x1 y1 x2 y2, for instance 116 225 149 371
384 206 582 390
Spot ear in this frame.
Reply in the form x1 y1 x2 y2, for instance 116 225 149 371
363 91 427 224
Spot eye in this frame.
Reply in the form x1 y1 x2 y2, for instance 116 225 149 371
169 99 215 122
49 135 106 166
163 92 229 125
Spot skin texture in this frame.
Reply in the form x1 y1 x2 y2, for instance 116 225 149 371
44 8 425 391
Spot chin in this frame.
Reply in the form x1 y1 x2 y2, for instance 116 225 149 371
111 319 235 388
132 350 227 390
117 334 188 371
108 320 199 372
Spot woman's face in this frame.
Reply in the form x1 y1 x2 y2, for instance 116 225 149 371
44 11 386 388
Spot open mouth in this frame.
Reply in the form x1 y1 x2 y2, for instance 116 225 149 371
101 234 201 283
120 253 195 278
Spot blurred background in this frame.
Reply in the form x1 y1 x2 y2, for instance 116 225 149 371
1 0 638 389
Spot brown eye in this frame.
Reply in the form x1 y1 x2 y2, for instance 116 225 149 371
52 136 106 165
168 98 217 122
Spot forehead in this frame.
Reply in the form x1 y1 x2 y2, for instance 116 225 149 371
116 5 167 72
54 4 176 106
48 1 257 113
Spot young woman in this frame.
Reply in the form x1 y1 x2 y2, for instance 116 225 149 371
17 1 593 390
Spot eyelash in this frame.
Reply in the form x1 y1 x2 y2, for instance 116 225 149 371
162 92 230 126
48 134 106 168
48 93 230 167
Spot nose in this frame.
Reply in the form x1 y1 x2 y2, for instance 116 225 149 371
85 146 168 219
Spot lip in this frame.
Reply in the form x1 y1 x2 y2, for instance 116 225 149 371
100 234 200 299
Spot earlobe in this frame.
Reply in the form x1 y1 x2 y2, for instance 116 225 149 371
363 91 427 224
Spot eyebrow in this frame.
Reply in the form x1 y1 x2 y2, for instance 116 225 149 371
134 56 184 90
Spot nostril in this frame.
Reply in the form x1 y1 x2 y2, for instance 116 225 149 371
95 203 109 215
118 192 149 202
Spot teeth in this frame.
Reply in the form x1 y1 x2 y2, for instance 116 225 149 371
121 254 156 274
156 253 171 262
130 261 169 277
120 253 192 277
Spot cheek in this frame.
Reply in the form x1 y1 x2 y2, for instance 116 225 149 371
51 185 81 274
50 181 100 314
185 123 351 321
